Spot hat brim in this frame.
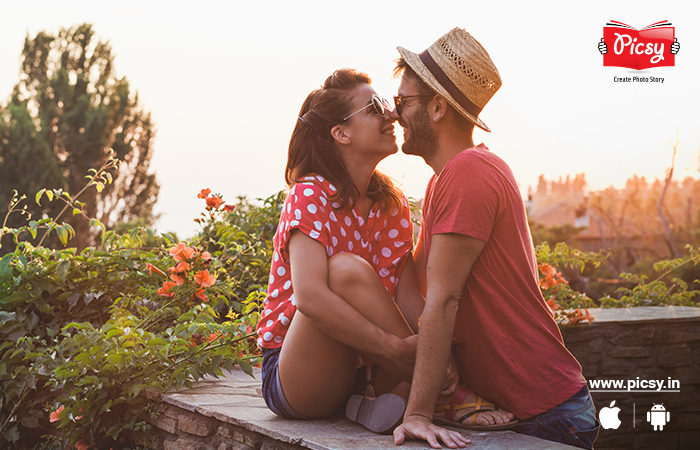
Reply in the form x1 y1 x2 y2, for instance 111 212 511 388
397 46 491 132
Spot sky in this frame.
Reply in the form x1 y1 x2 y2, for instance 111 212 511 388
1 0 699 238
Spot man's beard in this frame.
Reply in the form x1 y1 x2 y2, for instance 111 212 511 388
401 106 438 162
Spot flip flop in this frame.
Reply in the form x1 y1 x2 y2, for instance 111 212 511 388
433 386 518 431
346 393 407 434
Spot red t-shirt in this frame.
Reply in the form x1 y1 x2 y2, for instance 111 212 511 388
420 144 585 419
256 175 413 349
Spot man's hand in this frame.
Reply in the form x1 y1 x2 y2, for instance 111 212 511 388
394 415 471 449
598 38 607 55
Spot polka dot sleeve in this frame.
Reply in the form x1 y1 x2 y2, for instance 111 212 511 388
277 180 332 262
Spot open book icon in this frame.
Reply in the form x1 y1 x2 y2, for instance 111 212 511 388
603 20 675 70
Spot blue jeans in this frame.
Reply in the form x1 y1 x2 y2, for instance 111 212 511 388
514 386 600 449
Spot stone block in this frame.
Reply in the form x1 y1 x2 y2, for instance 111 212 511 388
178 416 213 437
163 438 198 450
600 359 636 375
609 325 656 346
154 415 178 435
680 431 700 450
673 368 700 385
633 432 678 450
661 329 700 344
674 412 700 430
561 325 606 343
218 426 231 438
233 430 245 444
609 346 650 358
658 345 692 368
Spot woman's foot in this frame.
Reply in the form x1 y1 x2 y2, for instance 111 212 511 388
433 386 517 430
346 393 407 434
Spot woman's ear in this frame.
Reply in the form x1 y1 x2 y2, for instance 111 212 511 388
330 124 351 145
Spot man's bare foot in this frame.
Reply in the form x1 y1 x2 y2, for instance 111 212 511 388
434 386 516 429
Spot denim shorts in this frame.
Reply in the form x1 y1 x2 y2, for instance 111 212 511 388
514 385 600 449
261 347 311 419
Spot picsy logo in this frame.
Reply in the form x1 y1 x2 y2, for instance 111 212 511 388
598 20 680 70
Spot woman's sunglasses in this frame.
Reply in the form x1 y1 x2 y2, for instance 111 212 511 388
340 94 392 123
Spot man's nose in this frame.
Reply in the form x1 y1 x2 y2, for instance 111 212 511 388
388 108 400 122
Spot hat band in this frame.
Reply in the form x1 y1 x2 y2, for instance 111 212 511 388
419 50 482 118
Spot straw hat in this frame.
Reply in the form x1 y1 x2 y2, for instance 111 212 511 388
397 27 501 132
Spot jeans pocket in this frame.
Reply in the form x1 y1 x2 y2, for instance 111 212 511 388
565 419 601 450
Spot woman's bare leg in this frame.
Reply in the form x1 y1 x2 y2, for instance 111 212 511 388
279 253 414 417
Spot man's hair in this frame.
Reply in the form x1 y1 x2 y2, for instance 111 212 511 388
393 56 474 131
287 68 401 210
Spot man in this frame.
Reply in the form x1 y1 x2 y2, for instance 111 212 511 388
390 28 599 449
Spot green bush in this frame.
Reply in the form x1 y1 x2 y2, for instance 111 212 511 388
0 171 279 449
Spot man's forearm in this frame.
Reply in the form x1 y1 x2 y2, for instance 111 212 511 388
404 294 460 419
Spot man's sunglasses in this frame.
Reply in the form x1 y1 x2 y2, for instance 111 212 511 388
393 94 435 116
340 94 392 123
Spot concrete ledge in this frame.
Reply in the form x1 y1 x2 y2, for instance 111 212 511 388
583 306 700 324
142 368 578 450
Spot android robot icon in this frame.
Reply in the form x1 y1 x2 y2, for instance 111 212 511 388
647 404 670 431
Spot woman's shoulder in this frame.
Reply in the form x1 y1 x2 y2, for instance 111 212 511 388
290 175 337 197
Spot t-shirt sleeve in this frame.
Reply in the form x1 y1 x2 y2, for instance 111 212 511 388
430 155 499 242
277 182 331 261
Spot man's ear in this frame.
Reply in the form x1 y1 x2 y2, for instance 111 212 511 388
429 96 449 123
330 124 351 145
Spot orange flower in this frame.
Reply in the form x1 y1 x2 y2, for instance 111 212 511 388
195 288 208 302
224 204 235 212
170 274 185 285
566 308 595 326
169 243 195 262
146 263 166 277
75 407 83 420
158 281 177 297
50 405 64 423
546 298 559 312
75 436 89 450
194 270 216 287
201 251 211 260
206 196 225 210
197 188 212 199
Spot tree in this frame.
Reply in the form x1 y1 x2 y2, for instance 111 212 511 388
0 24 158 250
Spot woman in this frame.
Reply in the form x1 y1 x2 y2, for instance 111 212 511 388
256 69 513 437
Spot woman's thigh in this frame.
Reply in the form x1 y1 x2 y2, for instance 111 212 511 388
279 309 357 418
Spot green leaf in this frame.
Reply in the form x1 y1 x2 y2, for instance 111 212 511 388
56 260 70 282
35 188 46 206
72 208 82 216
56 226 69 245
238 360 253 377
0 253 13 277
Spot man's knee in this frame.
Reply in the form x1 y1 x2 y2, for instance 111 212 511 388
327 253 375 293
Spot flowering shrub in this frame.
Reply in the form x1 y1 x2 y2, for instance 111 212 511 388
536 242 700 324
0 162 276 449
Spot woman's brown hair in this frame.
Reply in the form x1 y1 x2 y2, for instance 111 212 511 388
286 68 401 210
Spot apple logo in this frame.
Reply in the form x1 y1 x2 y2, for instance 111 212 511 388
599 400 621 429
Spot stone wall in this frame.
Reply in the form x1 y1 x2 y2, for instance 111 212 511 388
561 313 700 450
134 308 700 450
135 391 299 450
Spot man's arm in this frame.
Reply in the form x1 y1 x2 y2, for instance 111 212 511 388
394 232 486 449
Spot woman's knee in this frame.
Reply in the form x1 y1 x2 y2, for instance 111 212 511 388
327 253 376 294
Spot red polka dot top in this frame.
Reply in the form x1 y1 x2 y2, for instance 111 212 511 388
256 175 414 349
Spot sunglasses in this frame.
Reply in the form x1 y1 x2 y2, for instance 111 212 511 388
393 94 435 116
340 94 392 123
